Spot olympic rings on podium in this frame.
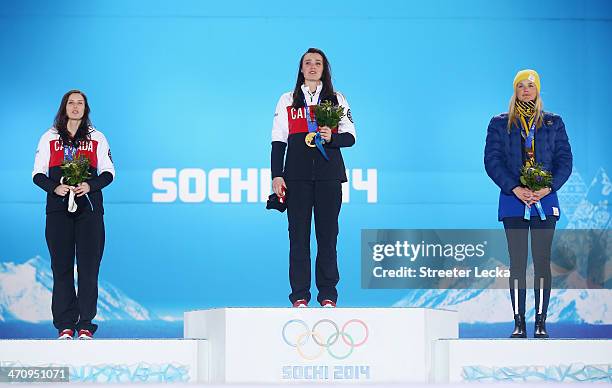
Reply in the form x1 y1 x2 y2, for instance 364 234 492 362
282 319 369 360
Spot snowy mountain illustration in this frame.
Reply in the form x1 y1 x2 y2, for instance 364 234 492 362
393 288 611 324
394 168 612 325
0 256 155 322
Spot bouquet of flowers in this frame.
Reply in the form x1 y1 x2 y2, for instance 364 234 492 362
313 100 345 128
520 163 552 191
60 154 91 185
519 163 553 220
60 155 91 213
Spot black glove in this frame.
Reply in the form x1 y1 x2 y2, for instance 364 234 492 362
266 193 287 213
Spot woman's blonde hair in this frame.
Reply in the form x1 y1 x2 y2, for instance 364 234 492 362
507 90 543 132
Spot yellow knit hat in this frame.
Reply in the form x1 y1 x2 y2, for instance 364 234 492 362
513 69 540 93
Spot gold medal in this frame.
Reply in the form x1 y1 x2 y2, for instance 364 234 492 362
305 132 316 147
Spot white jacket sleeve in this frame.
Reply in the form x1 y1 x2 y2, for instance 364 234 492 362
271 93 290 143
96 132 116 177
32 132 51 177
336 92 356 140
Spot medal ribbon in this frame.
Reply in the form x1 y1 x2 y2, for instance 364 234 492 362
64 144 77 161
519 115 546 221
304 95 329 161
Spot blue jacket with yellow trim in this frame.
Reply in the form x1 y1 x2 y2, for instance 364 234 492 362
484 112 573 221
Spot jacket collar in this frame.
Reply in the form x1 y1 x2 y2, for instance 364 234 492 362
301 82 323 104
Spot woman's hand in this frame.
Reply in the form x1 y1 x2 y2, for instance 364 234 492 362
74 182 91 197
512 186 533 206
531 187 552 202
54 184 73 197
319 126 332 142
272 177 287 197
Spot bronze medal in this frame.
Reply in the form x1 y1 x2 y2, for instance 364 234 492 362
305 132 316 147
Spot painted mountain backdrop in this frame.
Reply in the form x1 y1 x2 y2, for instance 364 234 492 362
0 255 153 322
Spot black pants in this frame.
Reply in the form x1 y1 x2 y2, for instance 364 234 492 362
286 180 342 304
503 216 556 316
46 210 105 333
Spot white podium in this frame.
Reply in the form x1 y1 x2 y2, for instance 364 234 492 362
433 339 612 383
184 307 458 383
0 339 208 383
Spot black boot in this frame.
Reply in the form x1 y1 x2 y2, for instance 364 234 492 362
510 314 527 338
534 313 549 338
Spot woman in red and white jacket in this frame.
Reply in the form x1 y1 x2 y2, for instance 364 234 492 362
270 48 356 308
33 90 115 339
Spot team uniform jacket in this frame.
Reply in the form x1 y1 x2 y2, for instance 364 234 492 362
271 83 356 182
484 112 572 220
33 127 115 214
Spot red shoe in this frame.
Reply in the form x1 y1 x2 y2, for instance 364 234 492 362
292 299 308 308
57 329 74 340
78 329 94 340
321 299 336 308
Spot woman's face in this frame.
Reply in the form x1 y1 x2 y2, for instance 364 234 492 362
516 80 538 102
301 53 324 83
66 93 85 120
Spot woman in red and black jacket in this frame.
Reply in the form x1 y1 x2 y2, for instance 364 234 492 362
33 90 115 339
270 48 356 308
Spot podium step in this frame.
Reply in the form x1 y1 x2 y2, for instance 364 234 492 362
184 307 458 383
433 338 612 383
0 339 208 383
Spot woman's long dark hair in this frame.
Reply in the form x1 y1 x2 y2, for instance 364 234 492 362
53 89 92 146
292 48 336 108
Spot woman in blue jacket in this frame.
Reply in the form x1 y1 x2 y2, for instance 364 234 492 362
485 69 572 338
